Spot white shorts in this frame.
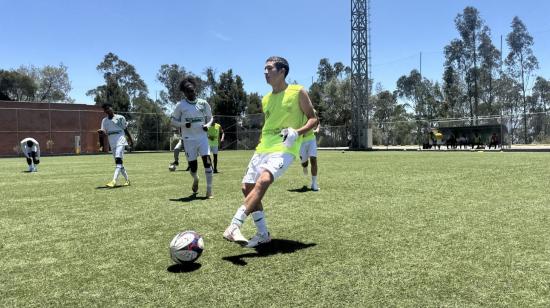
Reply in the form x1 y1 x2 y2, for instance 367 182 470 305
183 138 210 161
210 145 219 154
113 145 125 159
242 152 294 184
300 139 318 163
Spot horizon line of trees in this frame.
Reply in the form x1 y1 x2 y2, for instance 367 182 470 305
1 6 549 145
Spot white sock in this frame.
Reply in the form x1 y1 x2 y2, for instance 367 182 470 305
231 205 247 226
251 211 268 235
191 172 198 180
205 167 213 190
312 176 318 186
120 166 129 181
113 165 122 181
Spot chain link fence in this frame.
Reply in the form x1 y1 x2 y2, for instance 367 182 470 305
3 104 550 157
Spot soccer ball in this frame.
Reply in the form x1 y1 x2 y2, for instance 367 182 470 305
169 231 204 263
168 164 177 172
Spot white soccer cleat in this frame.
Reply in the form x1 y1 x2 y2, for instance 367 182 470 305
206 189 213 199
32 166 38 172
245 232 271 248
311 184 320 191
223 224 248 246
28 166 33 172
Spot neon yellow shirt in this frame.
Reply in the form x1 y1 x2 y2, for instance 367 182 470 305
207 123 221 147
255 84 306 158
302 126 316 142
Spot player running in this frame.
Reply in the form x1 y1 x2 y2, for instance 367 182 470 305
98 103 134 188
170 76 214 198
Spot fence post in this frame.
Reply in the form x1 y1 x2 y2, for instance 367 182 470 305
156 114 159 150
236 115 239 150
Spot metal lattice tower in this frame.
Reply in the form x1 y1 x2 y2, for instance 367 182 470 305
351 0 371 149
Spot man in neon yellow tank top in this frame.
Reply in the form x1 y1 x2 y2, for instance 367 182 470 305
223 56 318 248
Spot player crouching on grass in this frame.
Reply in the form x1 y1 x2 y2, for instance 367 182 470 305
223 56 317 248
170 76 214 199
98 103 134 188
20 137 40 172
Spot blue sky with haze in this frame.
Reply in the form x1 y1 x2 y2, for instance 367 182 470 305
1 0 549 104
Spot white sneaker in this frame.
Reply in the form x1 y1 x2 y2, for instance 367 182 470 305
28 166 33 172
223 224 248 246
311 184 320 191
32 166 38 172
245 232 271 248
303 166 308 176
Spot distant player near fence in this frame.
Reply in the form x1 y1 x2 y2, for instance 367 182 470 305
98 103 134 188
20 137 40 172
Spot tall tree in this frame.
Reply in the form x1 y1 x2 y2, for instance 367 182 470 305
396 70 424 117
478 26 501 114
442 66 463 117
87 52 148 106
505 16 539 143
532 77 550 112
243 92 263 129
132 95 171 150
0 70 36 101
91 73 131 113
156 64 188 107
452 6 486 119
207 69 247 149
309 58 352 127
17 64 73 103
209 69 247 116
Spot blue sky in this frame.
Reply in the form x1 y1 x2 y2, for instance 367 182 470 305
1 0 549 104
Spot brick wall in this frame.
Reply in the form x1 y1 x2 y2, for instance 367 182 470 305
0 101 107 156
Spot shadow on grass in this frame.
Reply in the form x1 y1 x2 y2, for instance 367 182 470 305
95 185 125 190
167 262 202 273
169 193 210 202
222 239 317 266
287 185 310 193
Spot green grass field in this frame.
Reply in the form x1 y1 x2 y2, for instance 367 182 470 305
1 150 550 307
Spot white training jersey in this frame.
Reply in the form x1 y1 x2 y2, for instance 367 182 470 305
101 114 128 148
20 137 40 158
170 98 212 141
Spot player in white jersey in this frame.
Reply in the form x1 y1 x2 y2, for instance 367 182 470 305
20 137 40 172
300 112 320 191
170 76 214 198
98 103 134 188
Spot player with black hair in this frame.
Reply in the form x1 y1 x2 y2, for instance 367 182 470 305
20 137 40 172
98 103 134 188
170 76 214 198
